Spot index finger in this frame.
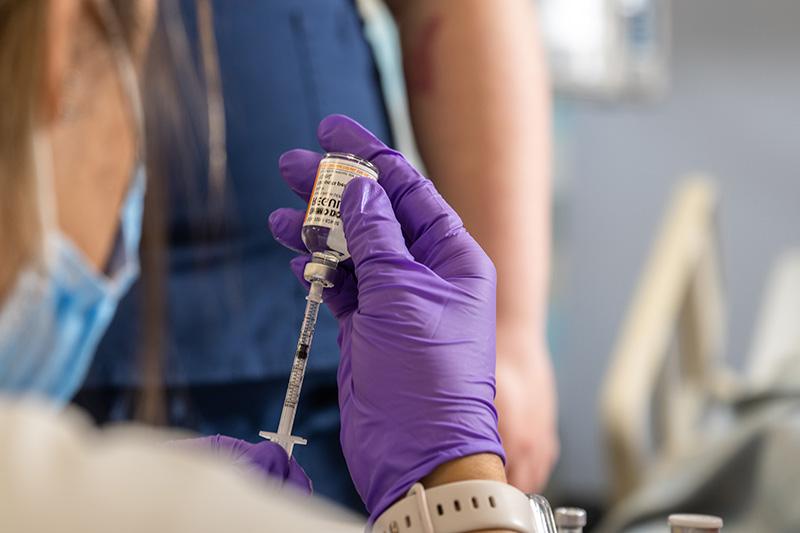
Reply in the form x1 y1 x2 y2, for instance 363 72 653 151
316 114 463 246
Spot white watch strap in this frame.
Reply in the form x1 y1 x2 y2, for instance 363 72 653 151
372 480 533 533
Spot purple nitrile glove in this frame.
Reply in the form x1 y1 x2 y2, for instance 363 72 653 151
268 115 504 519
169 435 312 494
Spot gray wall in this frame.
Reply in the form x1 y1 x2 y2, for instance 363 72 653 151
553 0 800 501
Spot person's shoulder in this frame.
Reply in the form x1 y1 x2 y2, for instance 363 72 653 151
0 397 365 532
0 396 92 442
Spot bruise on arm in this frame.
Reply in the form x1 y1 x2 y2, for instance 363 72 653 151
387 0 552 335
401 15 442 96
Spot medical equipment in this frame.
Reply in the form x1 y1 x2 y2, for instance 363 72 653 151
529 494 558 533
0 167 145 405
668 514 723 533
540 0 670 98
555 507 587 533
260 153 379 457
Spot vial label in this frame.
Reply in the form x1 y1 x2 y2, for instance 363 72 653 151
303 154 379 257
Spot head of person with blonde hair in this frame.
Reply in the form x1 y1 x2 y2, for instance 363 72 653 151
0 0 156 403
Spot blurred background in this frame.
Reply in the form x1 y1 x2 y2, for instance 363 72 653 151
362 0 800 520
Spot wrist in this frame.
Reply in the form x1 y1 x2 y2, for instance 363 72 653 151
422 453 507 488
420 454 514 533
495 324 548 367
374 468 529 533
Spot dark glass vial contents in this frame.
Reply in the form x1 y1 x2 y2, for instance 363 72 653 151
302 225 340 258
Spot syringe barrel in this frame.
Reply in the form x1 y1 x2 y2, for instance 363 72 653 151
260 262 336 453
276 281 325 436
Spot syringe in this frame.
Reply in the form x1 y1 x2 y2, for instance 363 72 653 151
260 153 378 457
260 254 338 457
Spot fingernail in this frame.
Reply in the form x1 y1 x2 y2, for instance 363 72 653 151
341 177 379 215
278 150 298 172
268 210 283 232
318 114 348 137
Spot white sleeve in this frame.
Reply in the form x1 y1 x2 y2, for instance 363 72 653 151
0 399 365 533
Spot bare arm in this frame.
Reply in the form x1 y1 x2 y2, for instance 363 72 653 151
387 0 557 491
388 0 550 332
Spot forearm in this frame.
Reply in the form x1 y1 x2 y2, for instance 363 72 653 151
391 0 551 347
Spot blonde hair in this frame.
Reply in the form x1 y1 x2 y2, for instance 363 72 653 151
0 0 169 422
0 0 48 299
0 1 226 425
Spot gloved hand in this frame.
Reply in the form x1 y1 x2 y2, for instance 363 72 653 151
169 435 312 494
269 115 505 519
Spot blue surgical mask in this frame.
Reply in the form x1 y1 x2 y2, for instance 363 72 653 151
0 1 147 405
0 164 145 405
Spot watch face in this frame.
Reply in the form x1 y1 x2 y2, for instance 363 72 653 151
527 494 558 533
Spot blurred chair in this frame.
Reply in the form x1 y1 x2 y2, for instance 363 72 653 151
600 177 737 503
745 249 800 390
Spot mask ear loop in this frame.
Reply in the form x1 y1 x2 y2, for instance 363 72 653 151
30 1 144 274
30 127 59 271
90 0 146 164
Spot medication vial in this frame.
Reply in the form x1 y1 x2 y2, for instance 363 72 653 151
302 153 379 261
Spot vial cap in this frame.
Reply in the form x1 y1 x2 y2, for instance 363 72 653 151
304 253 339 288
555 507 587 527
668 514 723 529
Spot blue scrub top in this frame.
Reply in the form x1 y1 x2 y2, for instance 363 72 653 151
84 0 393 387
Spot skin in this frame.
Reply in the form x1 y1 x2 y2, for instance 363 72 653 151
423 454 513 533
386 0 558 492
42 0 156 272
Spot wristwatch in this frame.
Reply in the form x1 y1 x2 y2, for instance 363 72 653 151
372 480 557 533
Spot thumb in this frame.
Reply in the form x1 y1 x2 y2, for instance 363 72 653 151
340 177 412 272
